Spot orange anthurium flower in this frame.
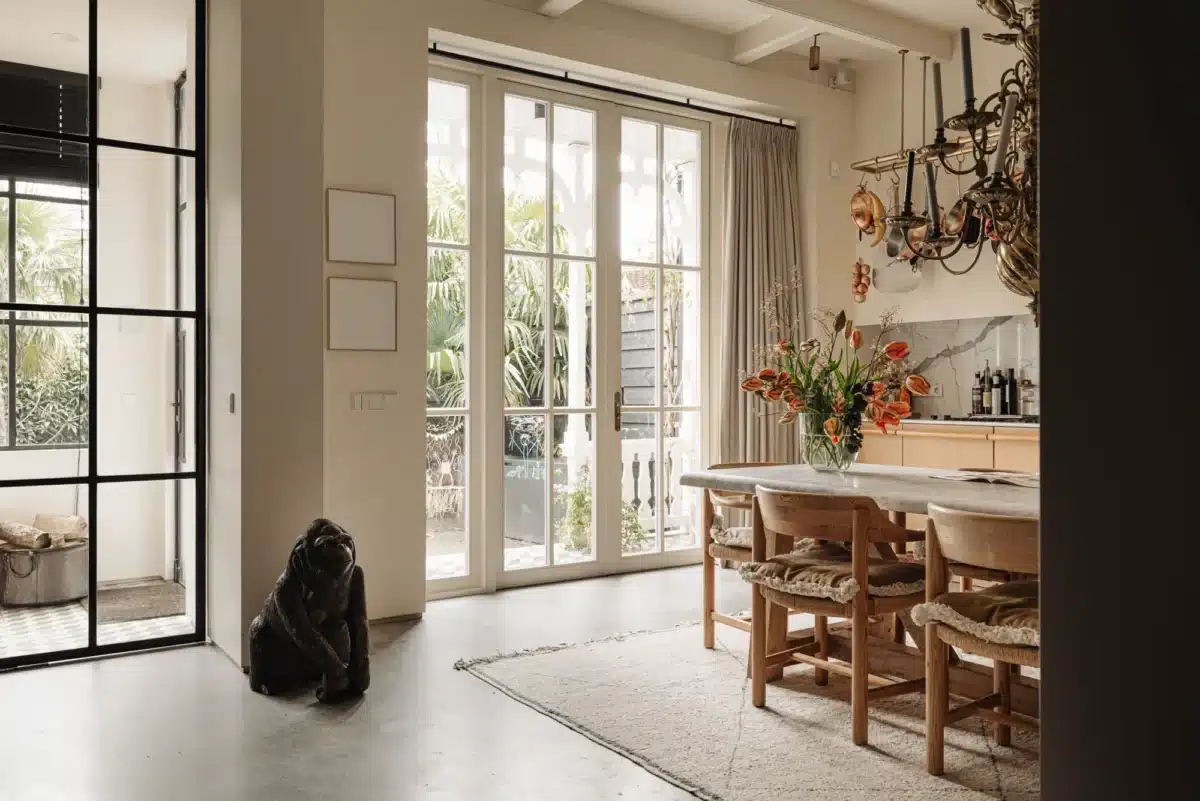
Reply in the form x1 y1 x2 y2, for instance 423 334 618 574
764 389 783 401
885 401 912 418
849 328 863 349
832 395 846 415
757 368 778 381
777 371 791 385
883 341 910 361
788 397 805 411
741 376 764 393
905 375 931 396
872 381 887 396
899 387 912 406
823 417 843 444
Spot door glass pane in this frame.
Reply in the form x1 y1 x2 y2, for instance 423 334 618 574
426 248 468 409
97 316 194 476
427 80 469 246
552 261 593 408
426 415 467 581
1 196 8 301
0 484 89 660
504 257 547 408
98 0 193 149
14 321 88 451
552 105 595 257
0 0 89 136
662 269 701 407
13 191 89 311
97 479 196 646
96 145 194 311
620 411 657 555
620 119 658 262
620 267 656 407
504 96 548 252
552 413 594 565
663 127 701 267
504 414 547 570
663 411 701 551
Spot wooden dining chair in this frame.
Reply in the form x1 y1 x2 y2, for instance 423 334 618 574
915 504 1040 776
745 487 928 746
944 470 1037 592
701 462 781 650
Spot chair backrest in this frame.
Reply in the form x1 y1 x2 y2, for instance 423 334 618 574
706 462 782 510
927 504 1039 576
753 486 909 544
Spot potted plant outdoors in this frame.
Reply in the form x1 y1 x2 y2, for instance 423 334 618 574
740 307 931 472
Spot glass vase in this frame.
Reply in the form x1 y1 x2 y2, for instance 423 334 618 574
797 412 859 472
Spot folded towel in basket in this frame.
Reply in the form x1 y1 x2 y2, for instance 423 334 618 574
33 513 89 541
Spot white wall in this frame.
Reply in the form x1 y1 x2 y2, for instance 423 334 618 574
208 0 325 665
850 13 1031 323
323 0 428 621
2 77 177 585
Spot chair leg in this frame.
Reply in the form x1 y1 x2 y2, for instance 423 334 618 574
813 615 829 686
702 546 715 649
960 576 973 592
851 593 869 746
926 623 948 775
994 660 1012 746
751 584 767 708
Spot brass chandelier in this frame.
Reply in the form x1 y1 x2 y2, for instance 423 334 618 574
852 0 1040 324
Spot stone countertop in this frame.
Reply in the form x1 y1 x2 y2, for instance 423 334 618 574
902 418 1039 429
680 463 1039 518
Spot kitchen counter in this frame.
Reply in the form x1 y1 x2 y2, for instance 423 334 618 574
902 418 1039 429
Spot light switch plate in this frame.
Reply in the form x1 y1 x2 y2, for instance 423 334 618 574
829 161 841 178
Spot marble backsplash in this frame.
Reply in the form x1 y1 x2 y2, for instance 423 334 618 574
857 315 1040 417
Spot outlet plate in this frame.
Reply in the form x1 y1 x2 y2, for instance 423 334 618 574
929 382 944 397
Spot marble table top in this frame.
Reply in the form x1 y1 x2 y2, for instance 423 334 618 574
679 463 1039 518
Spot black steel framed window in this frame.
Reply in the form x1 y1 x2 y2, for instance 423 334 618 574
0 1 207 671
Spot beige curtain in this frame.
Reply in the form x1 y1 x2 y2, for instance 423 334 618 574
718 118 803 465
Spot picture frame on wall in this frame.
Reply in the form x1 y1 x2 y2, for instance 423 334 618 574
326 188 397 265
327 277 398 352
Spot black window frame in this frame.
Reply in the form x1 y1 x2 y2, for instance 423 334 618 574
0 1 207 673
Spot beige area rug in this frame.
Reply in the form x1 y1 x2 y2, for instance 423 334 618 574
456 623 1039 801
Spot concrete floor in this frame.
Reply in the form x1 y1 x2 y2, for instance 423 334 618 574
0 564 751 801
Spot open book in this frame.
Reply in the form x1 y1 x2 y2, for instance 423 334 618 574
931 471 1040 489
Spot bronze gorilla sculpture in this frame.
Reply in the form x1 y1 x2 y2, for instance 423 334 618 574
247 519 369 703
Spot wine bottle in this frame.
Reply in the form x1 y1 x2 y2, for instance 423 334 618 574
981 361 992 414
971 372 982 415
991 369 1004 416
1006 368 1019 418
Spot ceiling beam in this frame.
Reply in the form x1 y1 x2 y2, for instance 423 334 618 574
749 0 954 61
731 12 815 65
537 0 587 18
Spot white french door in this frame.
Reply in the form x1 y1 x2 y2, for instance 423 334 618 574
425 61 709 594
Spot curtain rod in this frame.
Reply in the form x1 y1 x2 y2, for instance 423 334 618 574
429 44 796 130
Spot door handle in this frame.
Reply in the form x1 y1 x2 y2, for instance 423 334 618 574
614 390 622 431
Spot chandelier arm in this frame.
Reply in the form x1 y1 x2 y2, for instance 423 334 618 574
937 237 987 276
936 151 983 176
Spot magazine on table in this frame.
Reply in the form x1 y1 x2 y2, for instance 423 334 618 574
930 471 1040 489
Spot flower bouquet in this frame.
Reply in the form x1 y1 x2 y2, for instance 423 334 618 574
740 303 930 472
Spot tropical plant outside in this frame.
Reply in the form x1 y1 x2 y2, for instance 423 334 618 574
0 194 90 446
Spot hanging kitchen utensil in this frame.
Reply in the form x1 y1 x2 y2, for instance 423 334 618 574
871 248 922 294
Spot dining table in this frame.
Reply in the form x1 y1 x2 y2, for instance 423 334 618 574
679 462 1041 717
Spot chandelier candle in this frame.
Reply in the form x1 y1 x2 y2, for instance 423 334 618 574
924 161 941 238
902 150 916 212
960 28 974 106
932 62 945 132
992 94 1018 176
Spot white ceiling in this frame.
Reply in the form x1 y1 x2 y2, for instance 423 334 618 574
597 0 995 62
0 0 189 83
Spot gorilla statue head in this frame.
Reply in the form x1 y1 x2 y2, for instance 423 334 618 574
293 518 356 581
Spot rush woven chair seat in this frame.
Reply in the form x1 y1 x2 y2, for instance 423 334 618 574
914 504 1040 776
743 487 927 746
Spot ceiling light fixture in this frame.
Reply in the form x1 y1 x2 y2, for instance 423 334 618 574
852 0 1040 324
808 34 820 71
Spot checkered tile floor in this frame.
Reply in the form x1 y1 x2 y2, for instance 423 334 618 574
0 602 194 661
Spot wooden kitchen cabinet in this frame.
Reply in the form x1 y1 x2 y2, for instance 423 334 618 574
859 428 902 465
990 428 1040 473
898 424 995 470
